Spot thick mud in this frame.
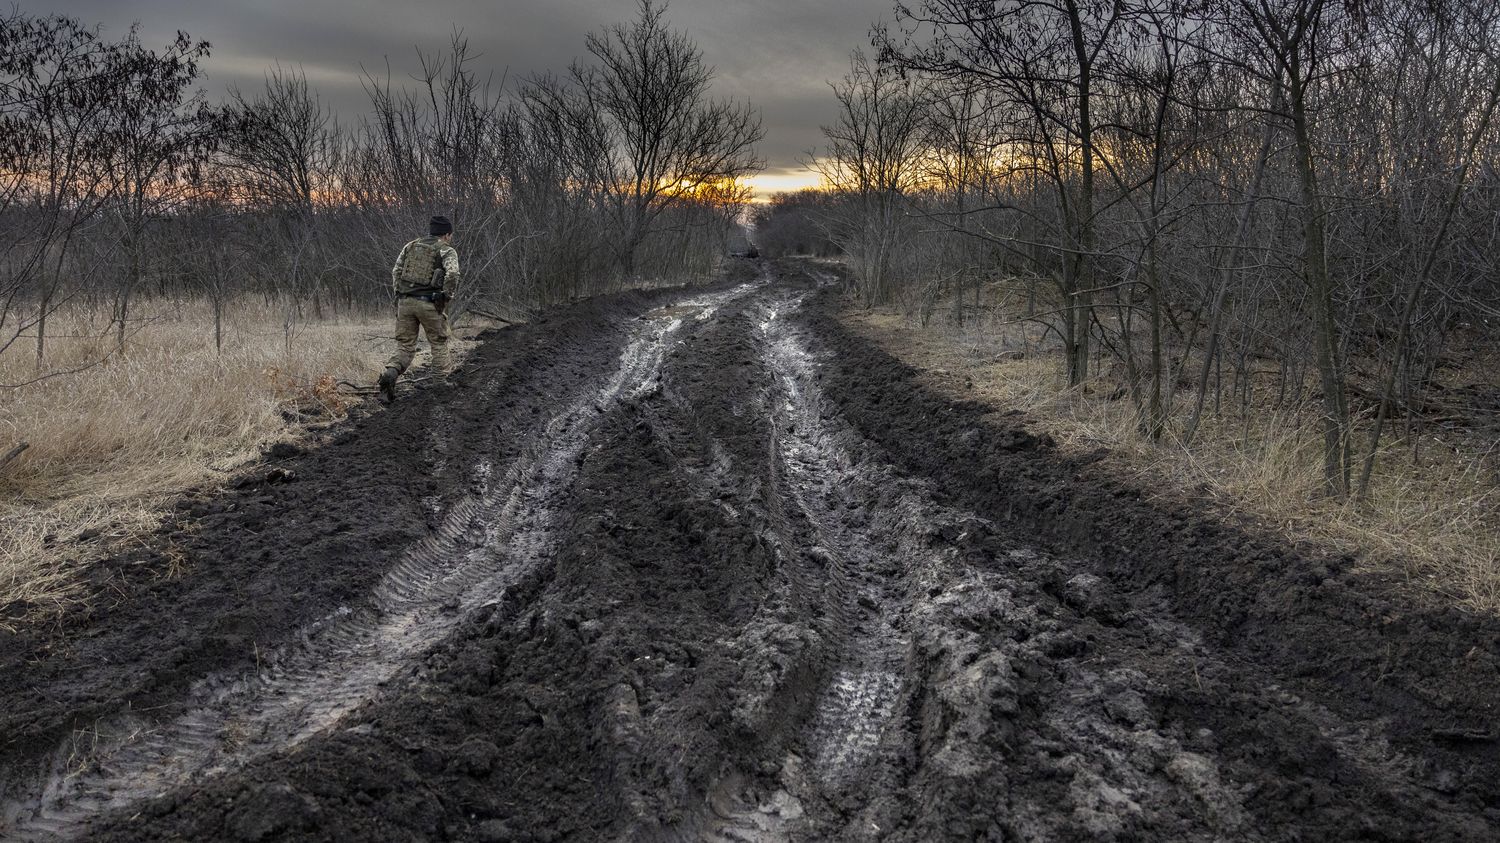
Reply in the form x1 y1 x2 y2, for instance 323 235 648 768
2 258 1498 841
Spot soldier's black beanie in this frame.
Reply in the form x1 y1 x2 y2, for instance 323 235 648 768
429 215 453 236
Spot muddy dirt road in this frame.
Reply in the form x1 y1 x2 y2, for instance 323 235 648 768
3 259 1500 841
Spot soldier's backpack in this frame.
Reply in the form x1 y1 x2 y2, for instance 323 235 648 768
396 239 444 287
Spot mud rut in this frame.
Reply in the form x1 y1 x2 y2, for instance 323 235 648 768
2 264 1497 841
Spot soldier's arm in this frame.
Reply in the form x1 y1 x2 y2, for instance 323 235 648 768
441 245 461 294
391 242 409 289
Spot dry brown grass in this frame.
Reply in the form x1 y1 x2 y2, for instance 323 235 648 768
0 299 486 628
845 304 1500 615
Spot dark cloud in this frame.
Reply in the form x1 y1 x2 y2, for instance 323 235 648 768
37 0 895 175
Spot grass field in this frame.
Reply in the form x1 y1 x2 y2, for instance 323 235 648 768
0 299 478 628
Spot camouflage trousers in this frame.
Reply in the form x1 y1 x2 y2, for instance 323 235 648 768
385 296 450 374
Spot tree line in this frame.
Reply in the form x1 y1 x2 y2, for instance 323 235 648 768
0 0 761 377
756 0 1500 499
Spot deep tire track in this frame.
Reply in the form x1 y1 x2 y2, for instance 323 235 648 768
0 281 762 840
612 271 1499 840
668 287 1253 840
0 284 690 785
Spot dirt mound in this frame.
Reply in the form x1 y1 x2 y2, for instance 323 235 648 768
800 278 1500 832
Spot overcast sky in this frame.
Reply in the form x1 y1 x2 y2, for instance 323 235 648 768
36 0 897 195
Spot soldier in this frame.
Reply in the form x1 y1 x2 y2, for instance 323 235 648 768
378 215 461 402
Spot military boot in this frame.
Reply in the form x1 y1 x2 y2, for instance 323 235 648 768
378 367 399 403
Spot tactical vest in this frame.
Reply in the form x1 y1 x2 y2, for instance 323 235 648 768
396 238 444 289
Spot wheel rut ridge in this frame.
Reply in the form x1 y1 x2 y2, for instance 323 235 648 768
757 291 914 794
604 290 834 841
0 280 763 841
631 284 1051 840
508 284 846 842
790 258 1500 838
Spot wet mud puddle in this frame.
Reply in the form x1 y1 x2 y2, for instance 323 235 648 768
0 283 760 840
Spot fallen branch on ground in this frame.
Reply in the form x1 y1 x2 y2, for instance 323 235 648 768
1 354 116 388
0 441 30 473
336 374 439 395
461 306 518 324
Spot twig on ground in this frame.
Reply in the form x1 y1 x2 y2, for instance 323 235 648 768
337 373 438 395
1 355 115 388
0 441 30 473
462 306 518 324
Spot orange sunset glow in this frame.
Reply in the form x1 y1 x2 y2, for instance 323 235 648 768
744 169 827 202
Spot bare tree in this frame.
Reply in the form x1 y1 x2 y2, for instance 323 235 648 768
813 49 929 306
95 27 213 353
1210 0 1370 497
1094 2 1212 439
219 65 339 316
880 0 1129 385
221 67 334 217
749 0 1500 505
1 14 111 369
0 14 208 370
1352 2 1500 497
572 0 763 279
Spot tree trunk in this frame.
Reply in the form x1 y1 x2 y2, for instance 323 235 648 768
35 298 48 371
1145 249 1165 440
1185 90 1280 446
1066 0 1096 388
1289 75 1349 498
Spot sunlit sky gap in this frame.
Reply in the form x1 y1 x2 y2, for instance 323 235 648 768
38 0 892 201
